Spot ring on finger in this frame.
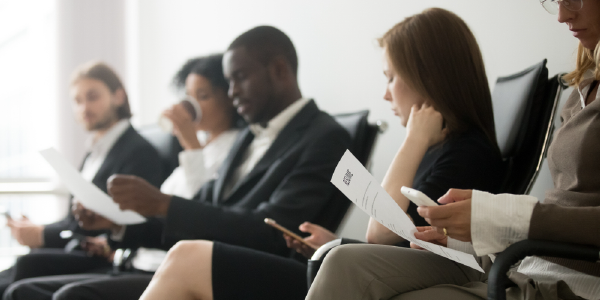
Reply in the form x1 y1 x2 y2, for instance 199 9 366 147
443 228 448 236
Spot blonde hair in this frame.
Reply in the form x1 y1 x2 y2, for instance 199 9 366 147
379 8 498 151
563 42 600 86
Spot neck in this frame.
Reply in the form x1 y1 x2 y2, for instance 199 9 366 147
258 87 303 127
92 120 119 142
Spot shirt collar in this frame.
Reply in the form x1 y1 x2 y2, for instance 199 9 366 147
577 69 598 108
85 119 130 155
248 98 310 137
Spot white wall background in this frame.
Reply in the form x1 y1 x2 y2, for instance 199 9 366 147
121 0 577 240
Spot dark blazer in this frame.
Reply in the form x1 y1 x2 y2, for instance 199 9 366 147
43 125 164 248
115 100 352 257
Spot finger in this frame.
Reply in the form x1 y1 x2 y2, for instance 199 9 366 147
299 222 319 234
410 242 425 250
415 226 433 232
107 174 138 187
414 229 444 241
437 189 472 204
417 206 453 220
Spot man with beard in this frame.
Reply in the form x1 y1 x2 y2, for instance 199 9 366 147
0 62 163 294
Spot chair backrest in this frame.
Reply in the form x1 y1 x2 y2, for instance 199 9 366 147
527 82 571 199
492 59 563 194
311 110 383 233
137 124 183 181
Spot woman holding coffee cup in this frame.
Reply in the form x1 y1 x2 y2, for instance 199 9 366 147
160 54 245 198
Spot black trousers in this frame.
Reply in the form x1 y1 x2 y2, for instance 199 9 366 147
0 249 111 297
3 273 152 300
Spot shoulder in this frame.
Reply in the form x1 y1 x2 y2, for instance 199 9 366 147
116 125 161 158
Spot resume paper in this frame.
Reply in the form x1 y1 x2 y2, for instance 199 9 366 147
331 150 484 272
40 148 146 225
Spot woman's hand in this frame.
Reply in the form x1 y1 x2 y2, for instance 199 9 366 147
406 103 448 148
162 103 201 150
417 189 473 242
284 222 337 258
410 226 447 250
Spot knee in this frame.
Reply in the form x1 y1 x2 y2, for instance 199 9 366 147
167 240 213 260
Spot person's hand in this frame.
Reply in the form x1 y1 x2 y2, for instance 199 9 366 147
162 103 201 150
406 103 448 148
6 216 44 248
81 236 114 262
410 226 447 250
417 197 472 242
284 222 337 258
73 202 117 231
108 174 172 217
437 189 472 204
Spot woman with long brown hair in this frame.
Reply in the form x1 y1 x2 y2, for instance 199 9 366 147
307 1 600 299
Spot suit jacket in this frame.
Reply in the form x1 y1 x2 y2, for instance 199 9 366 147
43 125 164 248
115 100 352 257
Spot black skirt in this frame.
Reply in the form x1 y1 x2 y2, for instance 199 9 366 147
212 241 308 300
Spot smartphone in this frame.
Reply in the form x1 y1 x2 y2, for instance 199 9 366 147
401 187 439 207
264 218 318 250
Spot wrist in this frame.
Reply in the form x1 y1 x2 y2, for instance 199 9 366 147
404 133 430 147
158 195 172 217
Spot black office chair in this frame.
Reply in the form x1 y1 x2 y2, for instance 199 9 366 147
310 111 386 233
492 59 562 194
137 124 183 182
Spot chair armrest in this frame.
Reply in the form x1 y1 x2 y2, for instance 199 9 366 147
488 239 600 300
306 238 364 289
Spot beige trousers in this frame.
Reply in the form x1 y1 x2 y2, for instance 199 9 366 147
305 244 584 300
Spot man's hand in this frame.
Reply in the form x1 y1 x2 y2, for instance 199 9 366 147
410 226 447 250
73 203 117 231
7 216 44 248
108 174 172 217
417 196 472 242
81 236 114 262
284 222 337 258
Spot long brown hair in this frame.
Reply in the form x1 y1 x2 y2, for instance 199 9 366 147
70 61 132 119
379 8 499 152
563 42 600 86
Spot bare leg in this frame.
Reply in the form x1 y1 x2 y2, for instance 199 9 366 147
139 240 213 300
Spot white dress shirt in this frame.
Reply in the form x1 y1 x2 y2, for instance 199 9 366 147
80 119 131 182
222 97 311 198
160 129 240 198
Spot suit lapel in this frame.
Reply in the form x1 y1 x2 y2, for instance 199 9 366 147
224 100 319 201
213 129 255 202
91 125 135 190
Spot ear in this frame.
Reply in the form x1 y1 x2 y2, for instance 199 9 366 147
268 55 292 82
113 88 126 106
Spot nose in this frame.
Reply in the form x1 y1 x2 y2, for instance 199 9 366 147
383 86 392 102
557 2 575 23
228 81 239 99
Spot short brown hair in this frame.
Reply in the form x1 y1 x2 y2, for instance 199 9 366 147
379 8 498 151
70 61 132 119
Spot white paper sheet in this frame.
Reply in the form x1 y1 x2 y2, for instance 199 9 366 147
40 148 146 225
331 150 484 272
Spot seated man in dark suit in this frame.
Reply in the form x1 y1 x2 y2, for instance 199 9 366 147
0 62 164 294
2 25 352 300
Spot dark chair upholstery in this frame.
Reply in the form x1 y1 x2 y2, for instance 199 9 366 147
311 110 385 233
492 60 562 194
137 124 183 182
